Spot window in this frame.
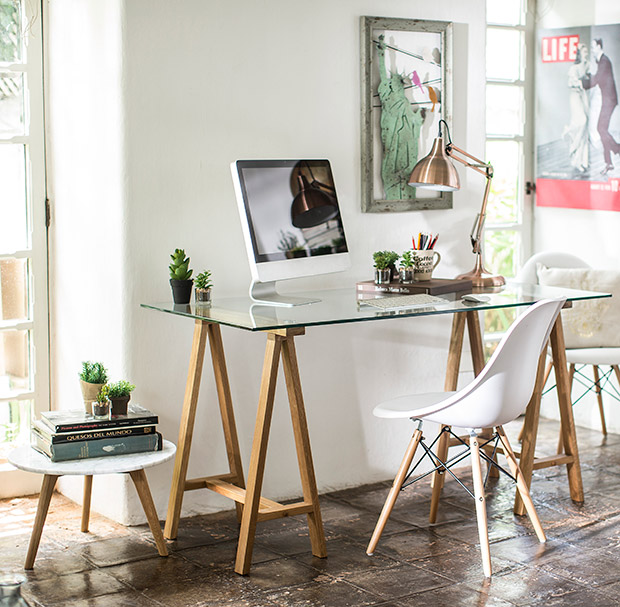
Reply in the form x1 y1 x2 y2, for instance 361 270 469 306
483 0 535 356
0 0 48 491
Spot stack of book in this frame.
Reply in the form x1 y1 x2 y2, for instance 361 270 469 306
31 405 162 462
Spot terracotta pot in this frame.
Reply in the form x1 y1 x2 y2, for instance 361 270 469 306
110 395 131 416
80 380 105 413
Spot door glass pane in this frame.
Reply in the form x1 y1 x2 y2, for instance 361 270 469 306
0 258 28 321
486 140 520 223
0 0 21 63
0 144 27 252
0 328 30 393
487 85 524 137
0 400 31 459
484 229 519 278
486 0 524 27
487 29 523 81
0 71 25 136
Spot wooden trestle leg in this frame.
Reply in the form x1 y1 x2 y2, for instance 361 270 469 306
235 328 326 575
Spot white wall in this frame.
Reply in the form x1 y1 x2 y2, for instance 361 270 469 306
47 0 486 524
534 0 620 433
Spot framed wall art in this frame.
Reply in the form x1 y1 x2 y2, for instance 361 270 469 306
361 16 453 213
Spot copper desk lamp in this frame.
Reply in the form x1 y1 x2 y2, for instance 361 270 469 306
408 120 505 288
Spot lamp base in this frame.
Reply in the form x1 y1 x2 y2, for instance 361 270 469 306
456 255 505 289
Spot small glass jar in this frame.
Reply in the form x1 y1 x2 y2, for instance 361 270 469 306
0 573 30 607
91 399 110 420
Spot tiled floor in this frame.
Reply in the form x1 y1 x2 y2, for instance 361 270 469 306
3 418 620 606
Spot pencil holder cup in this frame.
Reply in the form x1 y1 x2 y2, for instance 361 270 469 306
412 251 441 281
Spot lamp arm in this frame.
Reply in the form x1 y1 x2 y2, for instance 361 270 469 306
445 143 493 254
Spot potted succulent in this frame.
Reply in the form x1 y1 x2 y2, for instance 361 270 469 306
194 270 213 304
169 248 193 304
79 361 108 413
92 384 111 420
373 250 399 284
107 379 136 416
400 250 415 283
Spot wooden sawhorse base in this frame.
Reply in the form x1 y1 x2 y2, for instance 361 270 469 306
163 321 326 575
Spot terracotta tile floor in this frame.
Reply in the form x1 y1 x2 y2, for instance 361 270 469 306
3 417 620 606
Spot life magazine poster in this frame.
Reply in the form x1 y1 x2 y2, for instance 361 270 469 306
536 24 620 211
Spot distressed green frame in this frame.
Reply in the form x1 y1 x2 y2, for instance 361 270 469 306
361 16 453 213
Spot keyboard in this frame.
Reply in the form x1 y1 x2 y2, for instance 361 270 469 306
361 293 450 311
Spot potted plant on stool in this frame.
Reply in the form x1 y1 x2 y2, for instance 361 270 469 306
79 361 108 413
108 379 136 416
169 248 193 304
195 270 213 304
92 384 111 420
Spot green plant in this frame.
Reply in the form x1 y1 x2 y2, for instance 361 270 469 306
373 250 399 270
79 361 108 384
277 230 302 252
107 380 136 398
169 248 193 281
195 270 213 290
96 384 111 404
400 250 414 268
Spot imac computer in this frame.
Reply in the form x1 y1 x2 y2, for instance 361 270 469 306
231 159 350 306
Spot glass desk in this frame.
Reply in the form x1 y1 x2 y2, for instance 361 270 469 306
142 283 609 575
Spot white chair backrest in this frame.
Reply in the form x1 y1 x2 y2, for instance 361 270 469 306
427 298 566 429
515 251 590 284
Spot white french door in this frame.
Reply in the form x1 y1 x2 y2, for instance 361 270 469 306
0 0 49 497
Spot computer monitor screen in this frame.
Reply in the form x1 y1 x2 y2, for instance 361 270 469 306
231 159 350 305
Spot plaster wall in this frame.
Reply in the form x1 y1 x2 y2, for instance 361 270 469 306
47 0 486 524
534 0 620 434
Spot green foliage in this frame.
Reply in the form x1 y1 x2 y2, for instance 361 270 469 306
107 380 135 398
169 248 193 281
96 384 111 404
400 249 414 268
277 230 301 252
373 250 399 270
79 361 108 384
195 270 213 290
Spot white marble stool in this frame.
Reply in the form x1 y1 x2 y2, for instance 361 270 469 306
8 440 176 569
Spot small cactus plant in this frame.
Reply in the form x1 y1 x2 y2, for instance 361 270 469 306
195 270 213 290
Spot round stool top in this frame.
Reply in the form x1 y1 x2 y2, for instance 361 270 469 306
8 440 176 476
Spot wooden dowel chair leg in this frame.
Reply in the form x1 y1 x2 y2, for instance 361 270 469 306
367 423 423 556
81 475 93 533
497 426 546 543
469 432 492 578
592 365 607 436
429 425 450 524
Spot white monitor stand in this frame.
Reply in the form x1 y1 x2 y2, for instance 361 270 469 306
249 280 320 307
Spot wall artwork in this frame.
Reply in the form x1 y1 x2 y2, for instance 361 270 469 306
361 16 453 213
536 23 620 212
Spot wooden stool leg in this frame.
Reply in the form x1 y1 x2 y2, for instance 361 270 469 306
164 319 208 540
235 333 282 575
129 469 168 557
368 423 422 555
470 433 491 578
592 365 608 436
497 426 545 543
514 350 546 515
550 317 583 504
81 475 93 532
25 474 59 569
208 323 245 523
281 335 327 559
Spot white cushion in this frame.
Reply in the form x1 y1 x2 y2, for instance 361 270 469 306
537 265 620 348
565 347 620 366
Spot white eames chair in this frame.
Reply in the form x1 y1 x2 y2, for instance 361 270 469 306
366 298 566 577
518 252 619 438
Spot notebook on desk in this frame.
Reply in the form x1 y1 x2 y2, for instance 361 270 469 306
356 277 473 296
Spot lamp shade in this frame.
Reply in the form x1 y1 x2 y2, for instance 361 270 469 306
408 137 460 192
291 175 338 228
